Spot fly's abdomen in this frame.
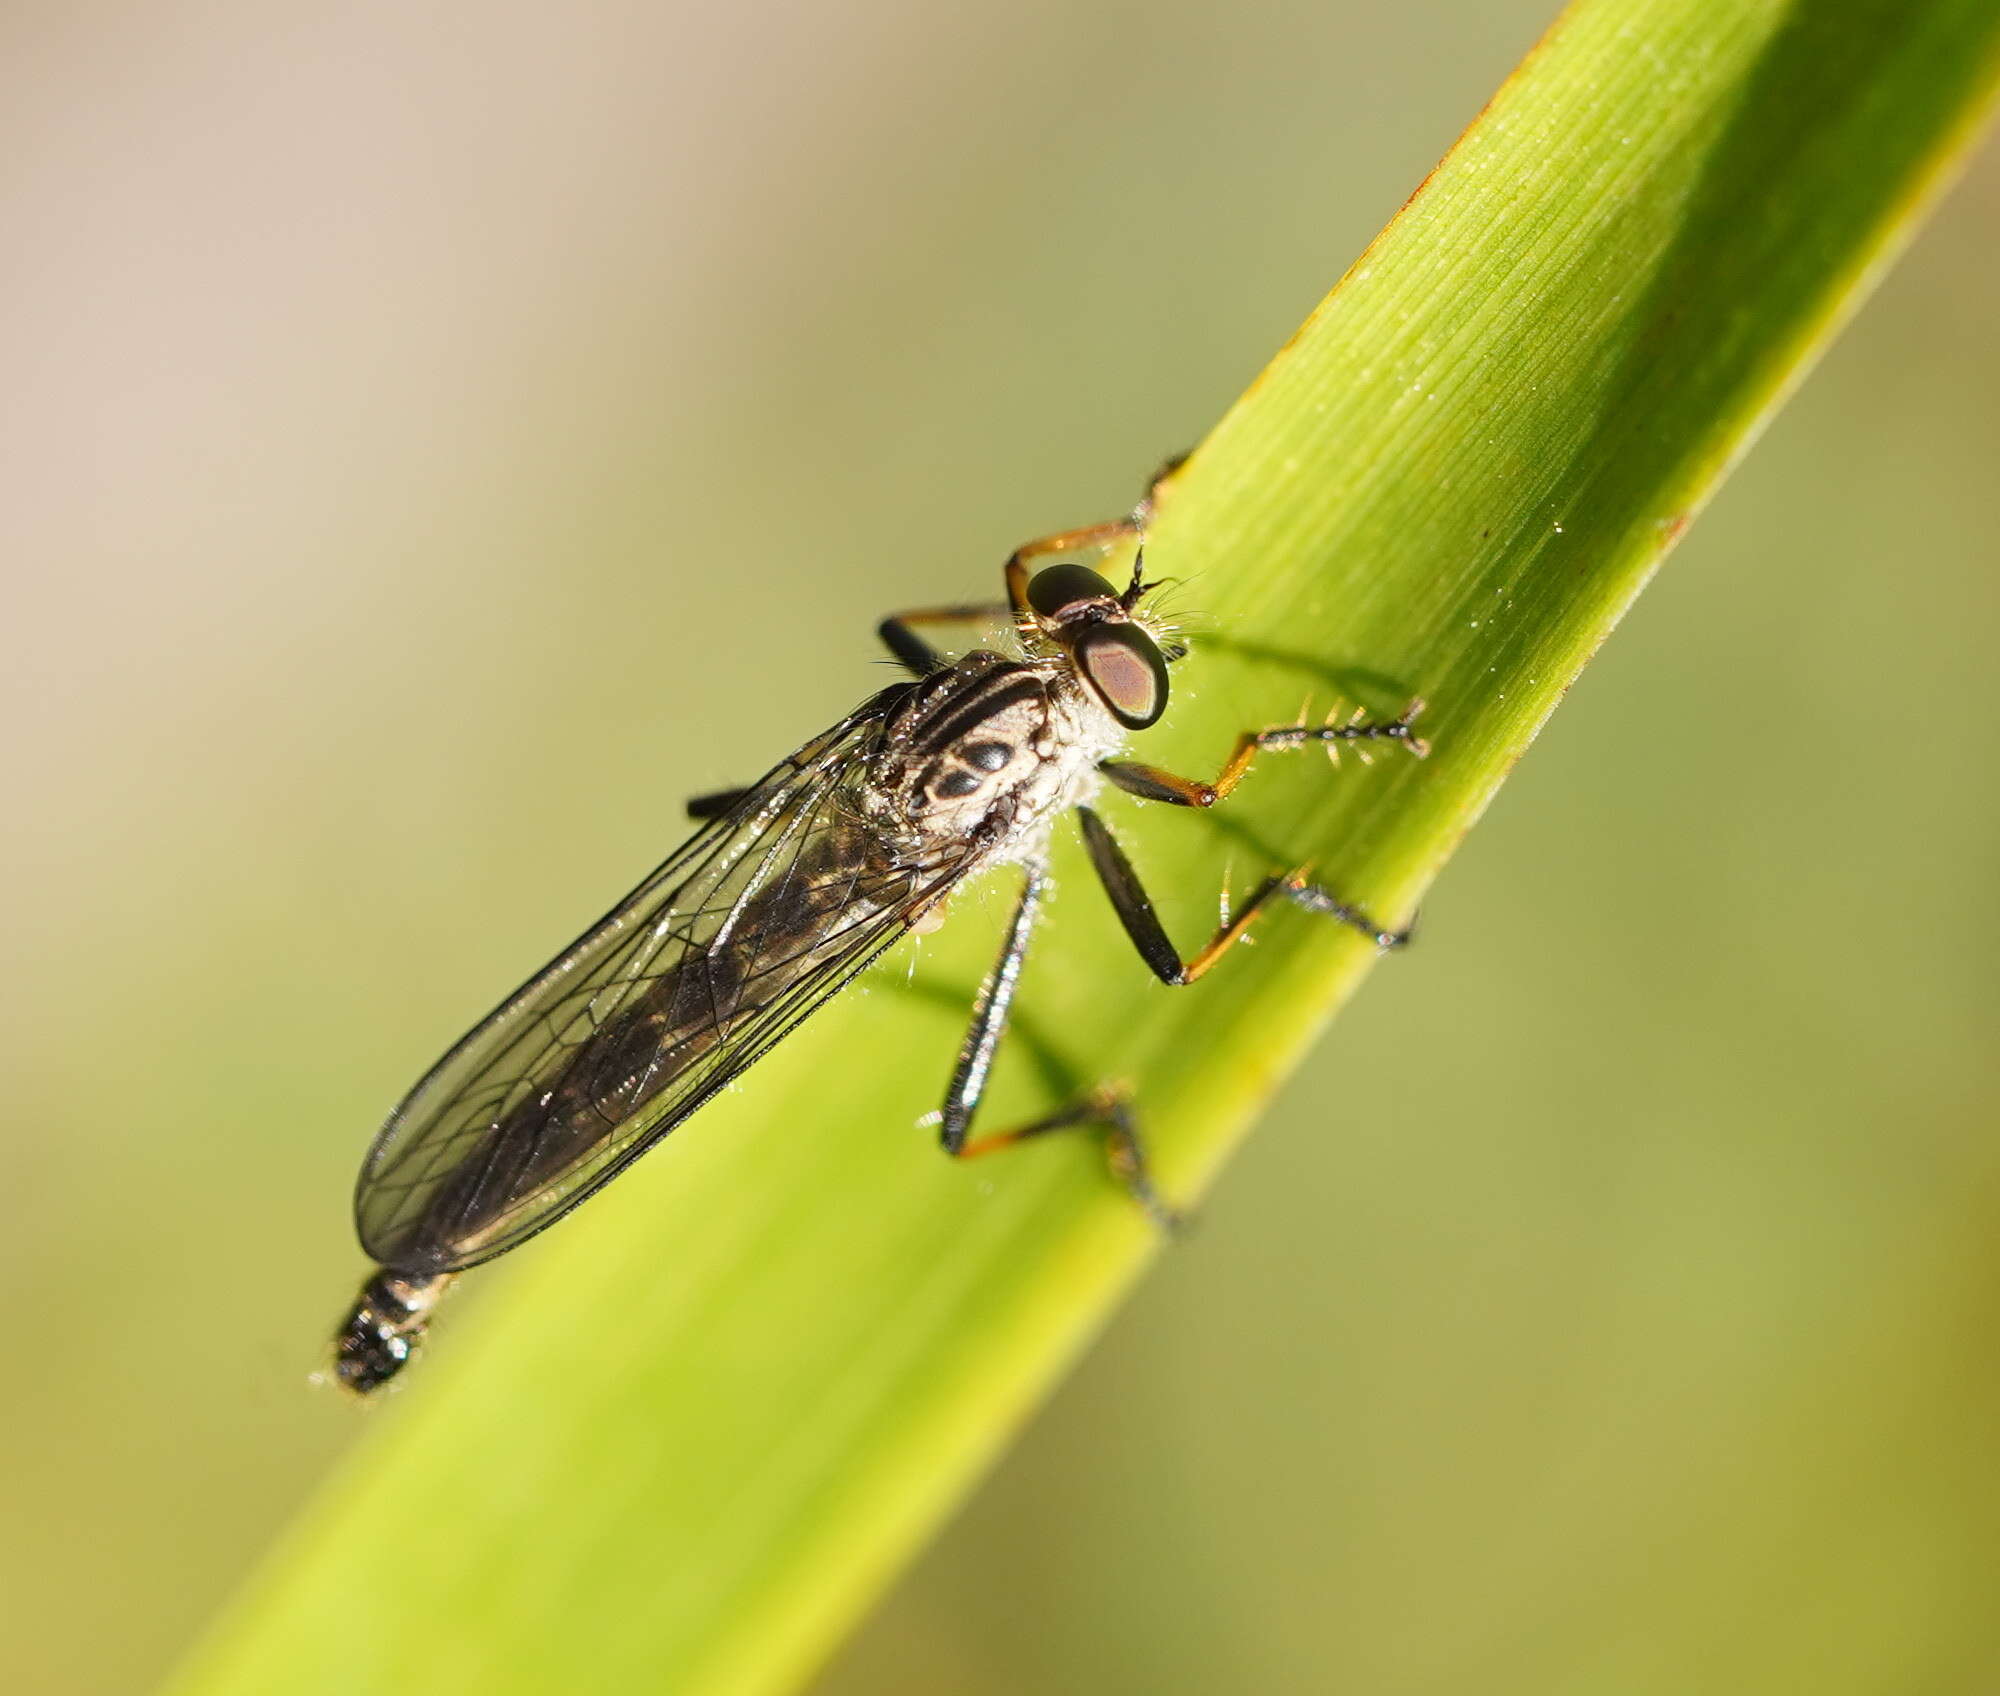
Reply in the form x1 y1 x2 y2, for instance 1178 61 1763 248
332 1269 455 1394
361 842 909 1278
337 676 968 1390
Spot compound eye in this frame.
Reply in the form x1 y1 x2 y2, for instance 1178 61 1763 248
1026 563 1120 622
1074 623 1169 729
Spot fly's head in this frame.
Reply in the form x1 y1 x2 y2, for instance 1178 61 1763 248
1021 556 1178 733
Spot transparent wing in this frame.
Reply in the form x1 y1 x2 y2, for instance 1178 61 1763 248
355 682 964 1274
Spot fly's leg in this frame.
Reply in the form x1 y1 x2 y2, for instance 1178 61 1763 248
937 867 1047 1156
1096 700 1427 947
1002 518 1143 625
1080 801 1412 964
1077 805 1341 979
879 527 1145 677
897 455 1188 671
1279 880 1416 950
1101 699 1430 810
1002 453 1186 619
958 1087 1179 1233
685 787 751 821
877 602 1014 677
937 866 1178 1229
892 512 1146 668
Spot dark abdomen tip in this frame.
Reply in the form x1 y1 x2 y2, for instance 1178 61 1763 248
332 1269 453 1395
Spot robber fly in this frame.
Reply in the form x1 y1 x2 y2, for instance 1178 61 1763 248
333 469 1427 1393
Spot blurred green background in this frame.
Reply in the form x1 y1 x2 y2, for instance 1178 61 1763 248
4 3 1996 1692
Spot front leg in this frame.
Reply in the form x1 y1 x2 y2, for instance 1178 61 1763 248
1000 518 1143 627
999 453 1187 622
881 520 1144 676
1101 699 1429 809
685 786 752 821
906 454 1188 669
877 601 1013 677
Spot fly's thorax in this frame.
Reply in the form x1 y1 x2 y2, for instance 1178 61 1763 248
873 654 1125 860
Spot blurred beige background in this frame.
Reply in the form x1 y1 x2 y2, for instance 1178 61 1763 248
3 3 1996 1693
